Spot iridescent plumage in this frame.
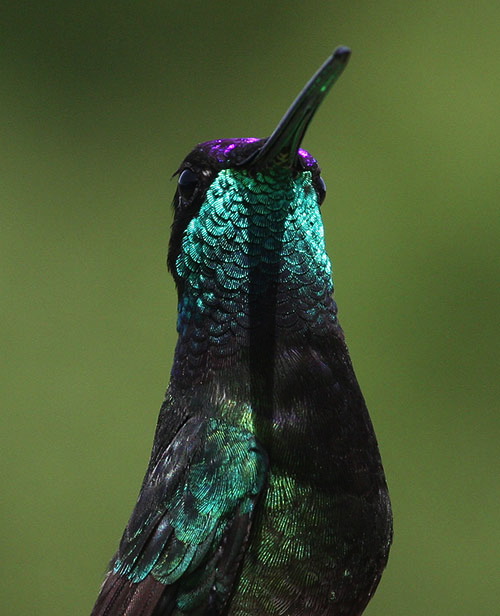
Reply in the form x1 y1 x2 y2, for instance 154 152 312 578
91 48 392 616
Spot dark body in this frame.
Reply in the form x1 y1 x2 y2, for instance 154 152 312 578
91 49 392 616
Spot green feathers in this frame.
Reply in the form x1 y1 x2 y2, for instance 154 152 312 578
176 167 334 344
113 417 267 596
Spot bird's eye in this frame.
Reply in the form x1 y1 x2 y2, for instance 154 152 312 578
178 168 199 200
317 176 327 205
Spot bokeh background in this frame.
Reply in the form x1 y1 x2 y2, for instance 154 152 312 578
2 2 498 615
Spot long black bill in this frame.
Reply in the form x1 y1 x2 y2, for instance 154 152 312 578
245 46 351 169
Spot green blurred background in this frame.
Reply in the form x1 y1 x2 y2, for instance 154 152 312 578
2 2 498 614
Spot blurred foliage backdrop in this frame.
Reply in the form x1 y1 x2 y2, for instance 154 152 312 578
2 2 499 615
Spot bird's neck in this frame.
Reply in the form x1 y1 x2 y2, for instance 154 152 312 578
171 168 341 384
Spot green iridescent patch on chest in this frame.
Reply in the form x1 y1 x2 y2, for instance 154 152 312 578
176 167 335 339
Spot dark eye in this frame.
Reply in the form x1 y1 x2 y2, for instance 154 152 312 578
178 168 199 200
317 176 326 205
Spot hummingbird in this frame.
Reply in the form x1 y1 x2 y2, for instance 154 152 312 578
91 47 392 616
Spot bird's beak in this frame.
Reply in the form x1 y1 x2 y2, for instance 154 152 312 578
244 46 351 170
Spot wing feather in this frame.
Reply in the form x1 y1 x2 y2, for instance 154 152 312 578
91 416 267 615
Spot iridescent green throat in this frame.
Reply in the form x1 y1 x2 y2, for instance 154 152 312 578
175 167 336 347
